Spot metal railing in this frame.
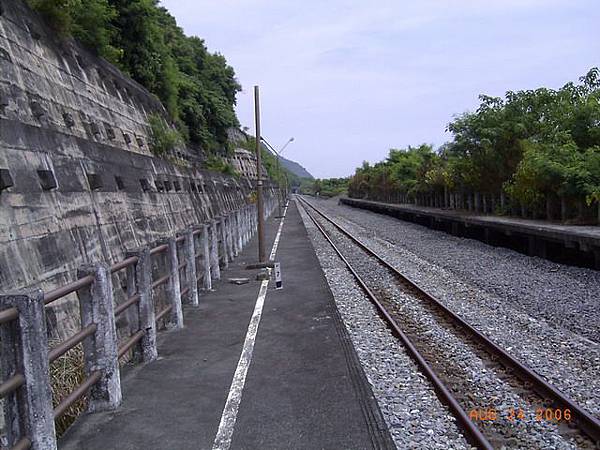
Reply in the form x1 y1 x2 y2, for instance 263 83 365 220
0 198 275 450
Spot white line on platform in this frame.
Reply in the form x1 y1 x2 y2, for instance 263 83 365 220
212 203 288 450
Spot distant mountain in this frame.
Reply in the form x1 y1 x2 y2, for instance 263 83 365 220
278 155 314 179
229 128 314 179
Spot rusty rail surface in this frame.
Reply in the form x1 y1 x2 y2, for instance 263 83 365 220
54 371 102 419
114 293 141 317
0 306 18 324
48 324 97 363
155 304 173 323
0 373 25 398
298 198 493 450
299 196 600 446
118 330 145 359
110 256 138 274
44 276 94 305
11 437 31 450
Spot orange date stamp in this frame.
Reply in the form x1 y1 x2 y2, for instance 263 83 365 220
469 407 572 423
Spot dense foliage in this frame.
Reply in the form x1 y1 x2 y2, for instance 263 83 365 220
310 178 349 197
28 0 241 153
203 155 237 177
349 69 600 223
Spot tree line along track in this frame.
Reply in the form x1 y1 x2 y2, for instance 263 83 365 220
296 196 600 450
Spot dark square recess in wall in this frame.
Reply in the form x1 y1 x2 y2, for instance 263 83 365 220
104 123 116 140
63 112 75 128
0 91 9 109
0 168 14 192
37 169 57 191
163 180 172 192
87 173 103 191
115 176 126 190
173 180 181 192
90 122 101 137
30 101 45 119
190 182 197 193
155 180 164 192
140 178 151 192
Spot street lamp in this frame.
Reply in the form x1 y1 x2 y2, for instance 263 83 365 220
261 136 294 217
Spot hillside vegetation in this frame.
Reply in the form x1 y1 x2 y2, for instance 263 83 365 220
349 69 600 223
28 0 240 154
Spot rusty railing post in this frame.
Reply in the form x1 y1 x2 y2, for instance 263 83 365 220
77 263 122 412
0 290 56 450
184 228 199 306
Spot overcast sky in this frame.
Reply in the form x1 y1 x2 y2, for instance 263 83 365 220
161 0 599 178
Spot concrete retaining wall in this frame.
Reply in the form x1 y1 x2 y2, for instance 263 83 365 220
0 0 273 338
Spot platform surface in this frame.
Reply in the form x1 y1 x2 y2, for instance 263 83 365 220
60 201 392 450
341 197 600 244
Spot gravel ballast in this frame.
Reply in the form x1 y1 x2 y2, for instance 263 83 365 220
304 197 600 424
305 201 595 448
331 198 600 344
297 201 472 449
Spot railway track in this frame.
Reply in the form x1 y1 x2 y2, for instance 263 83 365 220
297 196 600 450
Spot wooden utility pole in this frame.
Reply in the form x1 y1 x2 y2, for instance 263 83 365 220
254 86 266 262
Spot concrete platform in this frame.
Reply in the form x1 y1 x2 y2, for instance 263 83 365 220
340 197 600 269
60 201 393 450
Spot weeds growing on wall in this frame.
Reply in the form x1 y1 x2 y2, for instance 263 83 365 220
148 114 183 157
203 155 238 177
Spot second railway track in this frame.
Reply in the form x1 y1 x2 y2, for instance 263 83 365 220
297 196 600 450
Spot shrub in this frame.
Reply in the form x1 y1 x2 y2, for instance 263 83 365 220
148 114 183 157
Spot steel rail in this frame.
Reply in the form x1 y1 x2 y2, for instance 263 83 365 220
110 256 138 274
48 324 97 363
11 437 32 450
151 274 170 290
53 370 102 419
298 199 493 450
44 275 94 305
114 293 141 317
155 305 173 323
0 306 18 325
118 330 145 358
149 244 168 256
0 373 25 398
299 196 600 445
